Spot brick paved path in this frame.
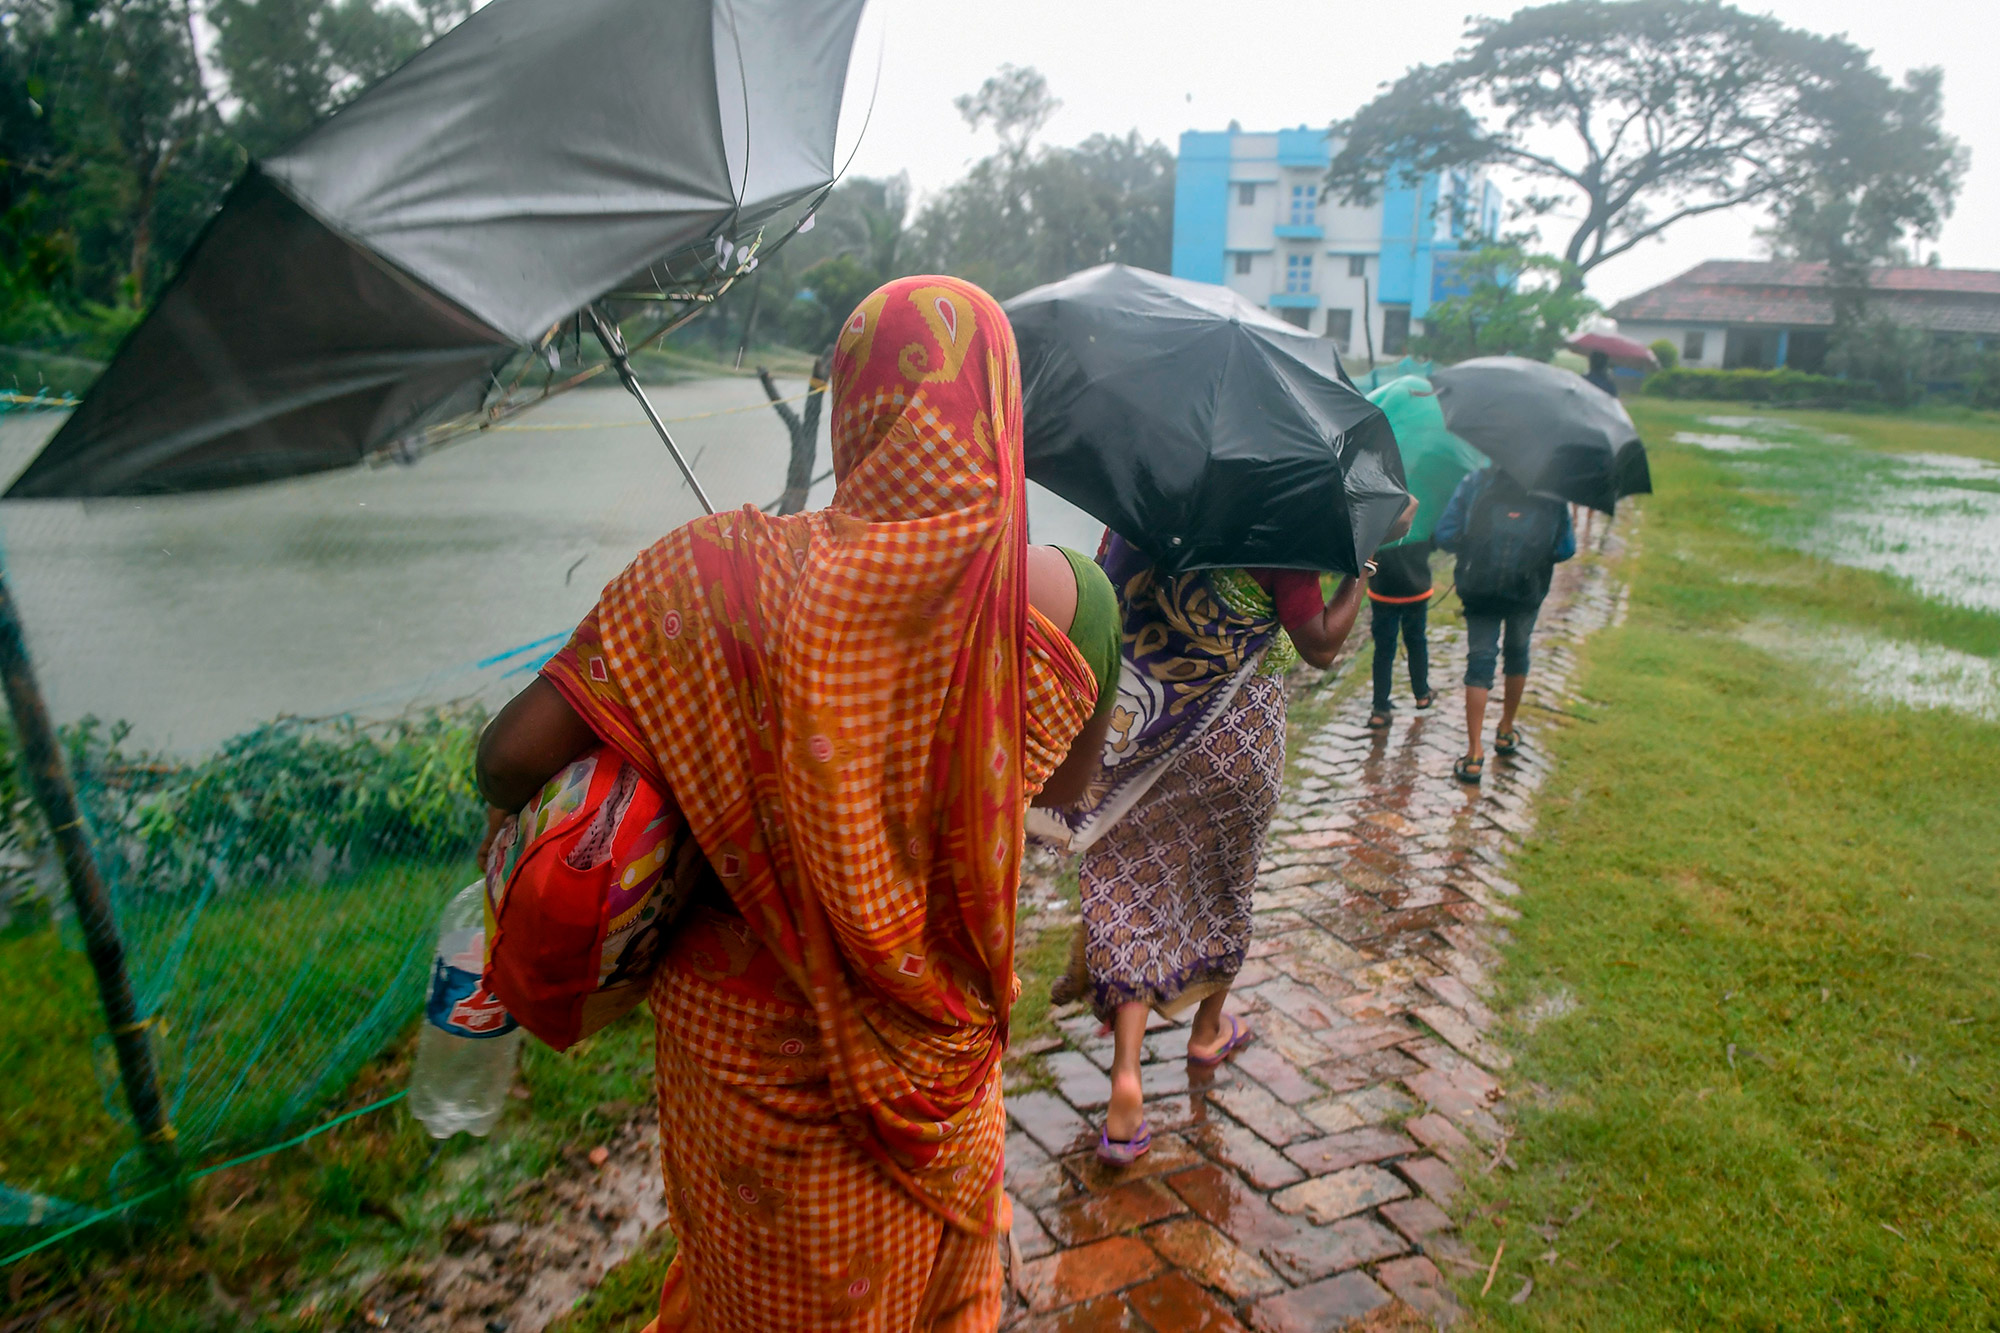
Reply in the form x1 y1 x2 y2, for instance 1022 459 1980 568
1000 532 1628 1332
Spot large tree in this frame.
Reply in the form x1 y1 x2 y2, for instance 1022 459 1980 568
1326 0 1964 287
1762 66 1964 272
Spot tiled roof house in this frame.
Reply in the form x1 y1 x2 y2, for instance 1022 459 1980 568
1609 260 2000 373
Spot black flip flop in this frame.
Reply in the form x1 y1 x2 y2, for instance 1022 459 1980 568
1453 755 1484 784
1366 711 1392 730
1414 691 1436 710
1494 729 1520 756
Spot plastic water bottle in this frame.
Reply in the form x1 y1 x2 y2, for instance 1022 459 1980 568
408 881 522 1138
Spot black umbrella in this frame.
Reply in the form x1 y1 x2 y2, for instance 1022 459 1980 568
7 0 868 503
1004 264 1408 576
1429 356 1652 513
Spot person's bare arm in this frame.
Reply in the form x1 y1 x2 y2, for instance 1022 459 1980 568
1287 575 1363 669
476 677 600 813
1386 495 1419 545
1032 701 1114 808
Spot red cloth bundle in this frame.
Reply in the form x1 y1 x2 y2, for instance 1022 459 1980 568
482 745 694 1051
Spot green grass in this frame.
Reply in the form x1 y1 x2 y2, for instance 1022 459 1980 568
1635 394 2000 465
2 859 459 1209
4 1008 656 1331
1453 403 2000 1328
2 856 658 1332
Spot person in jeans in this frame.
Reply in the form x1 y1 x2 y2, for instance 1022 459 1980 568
1433 468 1576 784
1365 539 1435 729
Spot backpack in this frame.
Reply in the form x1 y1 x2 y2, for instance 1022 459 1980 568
1454 476 1560 608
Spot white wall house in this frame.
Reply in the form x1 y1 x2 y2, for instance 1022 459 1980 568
1171 124 1503 365
1613 261 2000 373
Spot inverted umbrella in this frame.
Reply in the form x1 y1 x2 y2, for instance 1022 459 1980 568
7 0 868 502
1004 264 1408 576
1567 331 1660 370
1429 356 1652 514
1363 376 1487 546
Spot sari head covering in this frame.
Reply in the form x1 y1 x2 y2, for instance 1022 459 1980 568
543 274 1088 1237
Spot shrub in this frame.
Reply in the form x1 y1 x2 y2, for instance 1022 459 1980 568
4 707 491 905
1648 338 1679 369
1640 367 1879 406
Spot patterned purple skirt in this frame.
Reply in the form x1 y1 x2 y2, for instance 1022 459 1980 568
1078 672 1285 1021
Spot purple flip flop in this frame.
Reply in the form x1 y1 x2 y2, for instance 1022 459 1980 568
1186 1014 1254 1069
1095 1120 1152 1166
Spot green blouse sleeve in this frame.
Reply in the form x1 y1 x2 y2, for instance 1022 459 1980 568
1055 546 1121 724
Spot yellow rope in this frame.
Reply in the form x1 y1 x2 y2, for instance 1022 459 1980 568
491 384 824 432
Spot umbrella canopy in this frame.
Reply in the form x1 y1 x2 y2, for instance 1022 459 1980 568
1567 331 1660 370
8 0 867 500
1004 264 1408 576
1364 376 1486 546
1430 356 1652 514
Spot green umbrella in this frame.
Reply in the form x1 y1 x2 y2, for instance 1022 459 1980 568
1366 374 1487 546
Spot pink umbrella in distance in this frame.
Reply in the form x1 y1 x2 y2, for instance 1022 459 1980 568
1568 330 1660 369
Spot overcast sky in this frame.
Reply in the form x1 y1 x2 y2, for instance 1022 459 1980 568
826 0 1999 305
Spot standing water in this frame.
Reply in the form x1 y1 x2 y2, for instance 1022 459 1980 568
0 380 1103 751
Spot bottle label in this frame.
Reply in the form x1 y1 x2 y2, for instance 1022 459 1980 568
426 954 519 1038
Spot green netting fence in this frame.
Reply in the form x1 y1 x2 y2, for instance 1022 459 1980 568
0 638 562 1243
0 387 583 1251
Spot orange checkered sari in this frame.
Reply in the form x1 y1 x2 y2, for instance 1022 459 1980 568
541 277 1096 1331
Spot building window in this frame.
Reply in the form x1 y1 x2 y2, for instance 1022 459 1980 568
1325 308 1353 347
1238 183 1256 206
1347 254 1367 278
1277 307 1311 329
1285 253 1312 295
1682 330 1706 363
1289 184 1317 226
1234 252 1253 276
1381 307 1410 356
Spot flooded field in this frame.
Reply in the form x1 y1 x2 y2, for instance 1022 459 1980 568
0 383 1101 752
1739 617 2000 722
1679 413 2000 614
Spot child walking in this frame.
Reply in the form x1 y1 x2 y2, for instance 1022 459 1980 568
1365 539 1436 729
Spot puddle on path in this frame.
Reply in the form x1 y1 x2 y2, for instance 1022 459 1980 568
1739 618 2000 722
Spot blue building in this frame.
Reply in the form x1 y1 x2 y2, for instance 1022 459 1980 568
1171 124 1503 362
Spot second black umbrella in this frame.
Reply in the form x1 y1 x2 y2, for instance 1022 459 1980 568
1004 265 1408 576
1429 356 1651 513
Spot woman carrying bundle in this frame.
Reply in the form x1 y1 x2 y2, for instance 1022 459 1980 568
475 276 1116 1331
1046 535 1403 1162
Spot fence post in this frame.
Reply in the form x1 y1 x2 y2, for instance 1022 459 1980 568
0 570 176 1173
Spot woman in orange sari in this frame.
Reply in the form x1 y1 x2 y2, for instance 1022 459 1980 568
475 276 1113 1331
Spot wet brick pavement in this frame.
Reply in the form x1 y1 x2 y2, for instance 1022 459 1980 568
1001 526 1629 1332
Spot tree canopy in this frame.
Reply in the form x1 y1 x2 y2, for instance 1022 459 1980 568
1327 0 1964 285
0 0 465 358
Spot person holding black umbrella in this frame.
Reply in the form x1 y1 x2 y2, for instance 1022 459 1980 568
1433 468 1576 784
1060 543 1370 1163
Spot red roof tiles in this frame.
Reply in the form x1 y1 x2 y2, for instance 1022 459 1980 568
1609 260 2000 335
